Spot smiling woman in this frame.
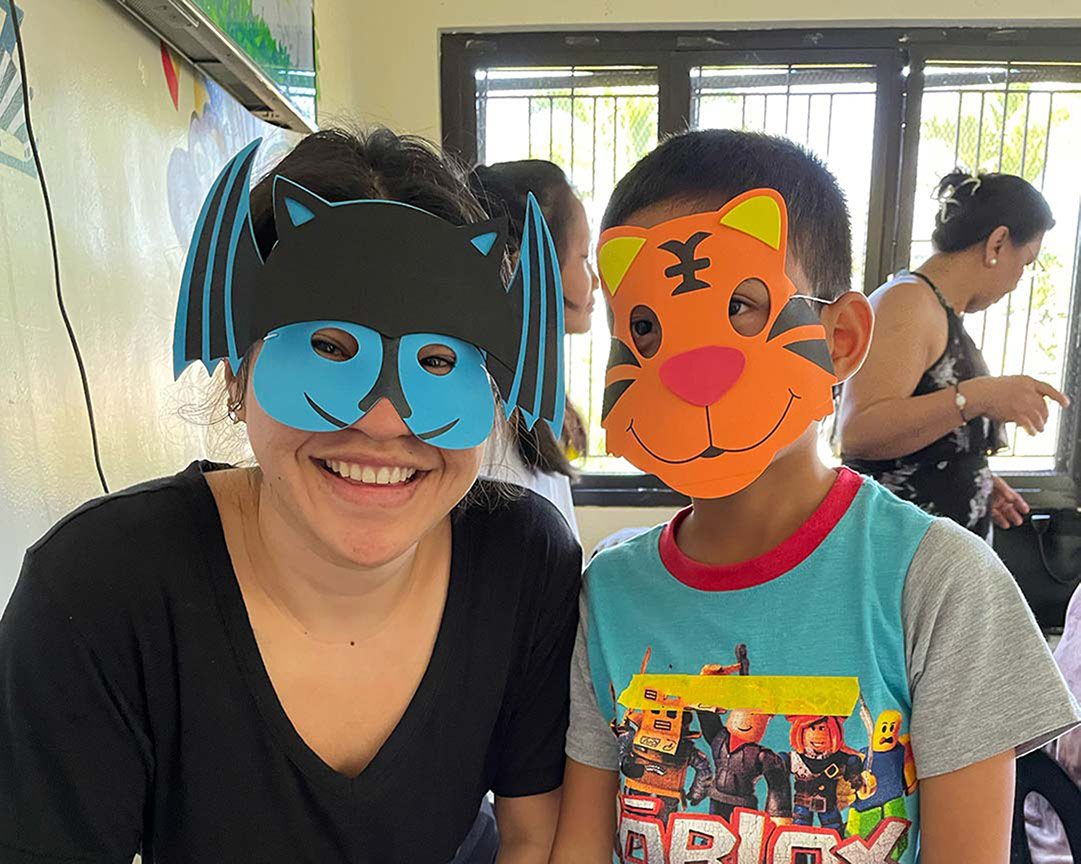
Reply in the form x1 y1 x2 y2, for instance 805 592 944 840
0 129 581 864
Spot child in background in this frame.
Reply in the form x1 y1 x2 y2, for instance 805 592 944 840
549 129 1079 864
470 160 598 539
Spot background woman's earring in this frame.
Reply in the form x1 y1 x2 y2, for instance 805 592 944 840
990 258 998 266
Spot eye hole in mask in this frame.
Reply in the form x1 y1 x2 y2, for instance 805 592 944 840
629 304 662 358
417 343 458 377
728 278 772 338
310 327 360 362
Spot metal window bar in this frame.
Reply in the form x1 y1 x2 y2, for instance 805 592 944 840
474 66 659 471
690 63 878 296
1013 90 1059 455
784 65 793 135
1016 91 1038 388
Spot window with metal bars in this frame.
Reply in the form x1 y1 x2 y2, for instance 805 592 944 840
442 30 1081 506
910 62 1081 473
474 66 659 475
691 64 878 294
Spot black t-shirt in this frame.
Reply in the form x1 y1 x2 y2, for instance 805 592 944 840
0 462 581 863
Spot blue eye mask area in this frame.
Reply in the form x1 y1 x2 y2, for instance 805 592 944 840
252 321 384 432
397 332 494 449
251 321 495 449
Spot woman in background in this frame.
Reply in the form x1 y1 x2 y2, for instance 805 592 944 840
470 161 598 539
841 170 1068 539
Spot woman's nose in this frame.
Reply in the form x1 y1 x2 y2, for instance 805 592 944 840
351 397 412 439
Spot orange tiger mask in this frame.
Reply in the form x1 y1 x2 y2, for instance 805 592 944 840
598 189 837 498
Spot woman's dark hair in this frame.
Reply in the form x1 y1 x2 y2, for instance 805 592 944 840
468 160 588 479
227 127 489 413
932 170 1054 253
250 128 486 255
469 160 576 259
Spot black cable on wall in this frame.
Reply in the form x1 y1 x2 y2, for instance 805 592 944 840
8 0 110 494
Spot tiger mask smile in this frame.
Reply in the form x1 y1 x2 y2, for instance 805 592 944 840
598 189 838 498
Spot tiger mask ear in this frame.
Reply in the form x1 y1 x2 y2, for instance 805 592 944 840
716 188 788 256
597 231 647 297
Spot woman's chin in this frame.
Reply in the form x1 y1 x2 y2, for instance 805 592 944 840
308 485 452 569
318 528 418 570
564 313 592 335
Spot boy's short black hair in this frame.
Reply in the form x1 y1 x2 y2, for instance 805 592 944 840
602 129 852 301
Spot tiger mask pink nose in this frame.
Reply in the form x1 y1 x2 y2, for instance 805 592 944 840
659 346 746 407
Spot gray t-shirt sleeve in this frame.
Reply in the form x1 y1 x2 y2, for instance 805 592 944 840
903 517 1081 779
565 593 620 771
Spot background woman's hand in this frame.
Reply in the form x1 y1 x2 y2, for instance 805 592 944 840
991 474 1030 529
962 375 1070 435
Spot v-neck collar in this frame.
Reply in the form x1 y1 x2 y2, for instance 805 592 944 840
183 463 471 798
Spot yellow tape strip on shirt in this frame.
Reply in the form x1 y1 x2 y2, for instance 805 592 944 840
618 674 861 716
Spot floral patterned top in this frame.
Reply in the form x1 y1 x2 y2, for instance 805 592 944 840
844 272 1007 539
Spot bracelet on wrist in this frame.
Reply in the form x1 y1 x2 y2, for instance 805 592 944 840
952 381 969 423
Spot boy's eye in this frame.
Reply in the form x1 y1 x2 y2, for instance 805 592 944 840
418 343 457 376
728 278 771 338
629 304 662 358
311 328 358 362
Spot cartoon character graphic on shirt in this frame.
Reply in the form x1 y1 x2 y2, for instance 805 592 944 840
785 714 870 831
610 648 713 825
694 649 793 823
846 709 918 859
608 644 914 864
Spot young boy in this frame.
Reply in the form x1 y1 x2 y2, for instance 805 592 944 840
550 130 1079 864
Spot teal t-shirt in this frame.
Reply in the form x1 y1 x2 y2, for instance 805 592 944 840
585 469 930 863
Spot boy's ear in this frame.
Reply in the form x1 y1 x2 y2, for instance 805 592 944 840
820 291 874 383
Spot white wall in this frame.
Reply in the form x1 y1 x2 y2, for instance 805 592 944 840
0 0 297 603
577 505 678 558
319 0 1081 138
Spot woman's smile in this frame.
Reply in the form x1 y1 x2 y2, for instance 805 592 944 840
310 453 431 509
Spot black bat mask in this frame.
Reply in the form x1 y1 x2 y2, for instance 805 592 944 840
173 139 565 445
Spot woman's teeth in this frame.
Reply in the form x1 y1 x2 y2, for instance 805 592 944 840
323 460 417 485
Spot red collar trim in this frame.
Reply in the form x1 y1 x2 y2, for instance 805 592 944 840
658 468 864 591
